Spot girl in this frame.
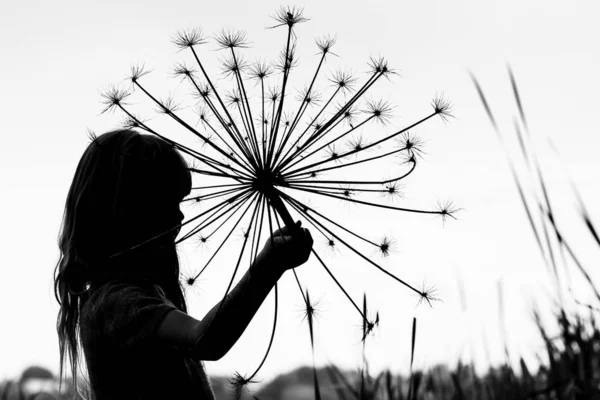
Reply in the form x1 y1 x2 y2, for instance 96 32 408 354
54 129 313 400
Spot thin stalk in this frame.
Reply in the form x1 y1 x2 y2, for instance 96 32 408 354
232 50 262 167
191 183 249 191
199 192 261 332
295 71 380 151
270 207 310 305
280 98 309 149
282 192 424 297
281 201 368 320
281 179 443 218
408 317 417 400
277 71 381 172
245 199 280 381
133 80 256 177
188 167 252 182
304 289 322 400
249 196 267 273
287 198 378 247
188 46 259 170
274 84 342 171
110 188 251 258
197 116 254 173
202 192 256 240
286 159 415 185
233 98 259 164
261 79 267 169
546 208 600 303
267 27 294 169
182 186 250 204
287 114 376 171
268 96 277 159
271 50 329 168
192 193 257 278
118 105 249 182
284 111 438 177
247 284 278 382
182 191 254 244
286 144 411 180
178 189 254 243
286 182 397 195
187 73 256 168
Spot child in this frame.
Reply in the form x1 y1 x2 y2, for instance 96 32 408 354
53 129 313 399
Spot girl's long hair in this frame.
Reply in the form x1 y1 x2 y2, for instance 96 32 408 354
53 129 192 397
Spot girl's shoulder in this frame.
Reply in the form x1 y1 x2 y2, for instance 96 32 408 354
82 279 178 348
85 279 171 313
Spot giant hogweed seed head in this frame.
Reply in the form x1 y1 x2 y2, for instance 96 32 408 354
172 28 207 50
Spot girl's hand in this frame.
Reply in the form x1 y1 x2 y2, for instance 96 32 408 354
259 220 313 271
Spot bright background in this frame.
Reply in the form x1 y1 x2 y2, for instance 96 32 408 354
1 0 600 388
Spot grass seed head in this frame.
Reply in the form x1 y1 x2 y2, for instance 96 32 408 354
364 99 394 125
297 87 322 106
267 86 280 103
329 70 357 93
378 236 397 257
156 95 181 114
172 62 197 82
368 55 397 79
315 34 337 56
270 6 309 29
339 185 354 198
432 94 454 122
229 371 259 400
214 29 250 50
225 90 242 107
348 135 365 153
99 85 132 114
249 60 273 81
120 114 142 130
221 53 249 78
194 233 208 248
273 42 299 74
417 283 440 307
326 145 342 163
172 28 207 50
397 131 426 160
129 63 152 83
437 199 460 224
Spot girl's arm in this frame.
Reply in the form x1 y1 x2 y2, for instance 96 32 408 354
156 224 312 361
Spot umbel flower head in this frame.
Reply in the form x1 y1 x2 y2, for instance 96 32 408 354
98 5 455 395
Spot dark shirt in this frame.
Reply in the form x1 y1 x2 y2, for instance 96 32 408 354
80 280 216 400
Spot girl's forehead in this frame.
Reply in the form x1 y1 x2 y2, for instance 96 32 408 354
158 165 191 198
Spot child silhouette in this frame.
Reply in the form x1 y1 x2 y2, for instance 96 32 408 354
54 129 313 399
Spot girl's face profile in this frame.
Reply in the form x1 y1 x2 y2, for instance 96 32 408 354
164 193 186 241
122 140 191 247
137 181 188 245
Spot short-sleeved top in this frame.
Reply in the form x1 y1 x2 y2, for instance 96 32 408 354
80 280 216 400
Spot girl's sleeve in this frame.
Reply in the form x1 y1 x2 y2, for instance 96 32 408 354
99 282 179 351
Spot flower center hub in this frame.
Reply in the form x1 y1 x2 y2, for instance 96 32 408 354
252 168 287 195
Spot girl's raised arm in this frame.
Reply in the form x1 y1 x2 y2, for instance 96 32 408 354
156 224 312 361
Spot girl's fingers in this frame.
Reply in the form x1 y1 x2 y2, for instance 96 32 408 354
272 235 292 245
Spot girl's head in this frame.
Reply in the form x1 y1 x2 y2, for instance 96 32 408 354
54 128 191 390
57 129 192 286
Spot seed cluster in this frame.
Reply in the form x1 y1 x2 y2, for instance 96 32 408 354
99 6 455 395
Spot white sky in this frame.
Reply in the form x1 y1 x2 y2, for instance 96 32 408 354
2 0 600 389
